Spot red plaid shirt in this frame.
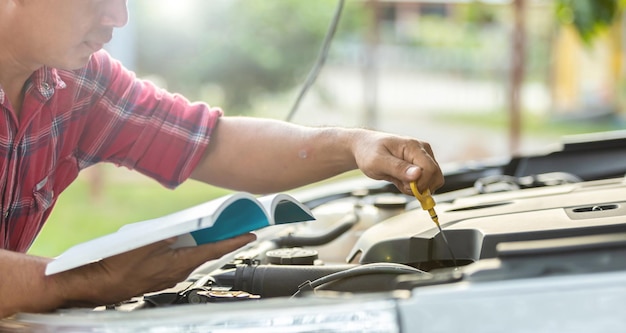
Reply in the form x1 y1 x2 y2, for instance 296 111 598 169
0 50 221 252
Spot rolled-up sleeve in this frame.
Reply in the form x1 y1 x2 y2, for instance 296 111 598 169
76 51 222 188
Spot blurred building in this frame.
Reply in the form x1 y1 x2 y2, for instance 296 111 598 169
356 0 625 121
552 22 624 119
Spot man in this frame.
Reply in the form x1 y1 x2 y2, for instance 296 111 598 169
0 0 444 318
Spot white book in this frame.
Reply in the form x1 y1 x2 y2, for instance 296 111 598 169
45 192 315 275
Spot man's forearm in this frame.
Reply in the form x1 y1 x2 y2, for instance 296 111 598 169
0 250 66 318
191 117 361 193
190 116 443 195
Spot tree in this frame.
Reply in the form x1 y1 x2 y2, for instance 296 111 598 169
134 0 365 114
555 0 624 44
550 0 625 116
509 0 625 154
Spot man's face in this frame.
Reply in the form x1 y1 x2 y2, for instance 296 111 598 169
10 0 128 70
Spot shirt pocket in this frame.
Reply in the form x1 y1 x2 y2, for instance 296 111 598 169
32 175 55 212
32 155 79 213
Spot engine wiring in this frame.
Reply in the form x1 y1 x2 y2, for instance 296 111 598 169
285 0 345 122
290 262 430 298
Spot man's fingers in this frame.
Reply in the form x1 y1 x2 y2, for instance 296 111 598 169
85 232 257 305
408 162 443 194
371 138 443 195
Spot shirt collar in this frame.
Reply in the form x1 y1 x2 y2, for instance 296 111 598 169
0 66 67 106
29 67 67 100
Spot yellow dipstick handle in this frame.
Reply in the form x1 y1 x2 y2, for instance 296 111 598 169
410 181 439 224
411 181 458 267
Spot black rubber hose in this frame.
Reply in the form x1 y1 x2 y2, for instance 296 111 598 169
217 264 357 298
274 212 359 247
292 263 430 298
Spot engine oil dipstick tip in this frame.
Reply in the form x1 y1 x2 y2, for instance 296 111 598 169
410 182 458 267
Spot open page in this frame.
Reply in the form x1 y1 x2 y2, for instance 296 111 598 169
45 192 315 275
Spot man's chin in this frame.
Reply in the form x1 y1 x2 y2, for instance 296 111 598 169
53 53 95 70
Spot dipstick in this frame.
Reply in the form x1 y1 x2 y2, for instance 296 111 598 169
410 182 458 267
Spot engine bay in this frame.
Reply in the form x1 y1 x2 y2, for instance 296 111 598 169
110 170 626 310
85 131 626 311
101 130 623 311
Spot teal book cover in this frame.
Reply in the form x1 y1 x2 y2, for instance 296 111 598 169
45 192 315 275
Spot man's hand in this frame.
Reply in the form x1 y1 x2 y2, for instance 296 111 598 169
350 130 443 195
53 233 256 308
0 233 255 318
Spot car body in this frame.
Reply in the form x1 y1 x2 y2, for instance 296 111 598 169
2 130 626 332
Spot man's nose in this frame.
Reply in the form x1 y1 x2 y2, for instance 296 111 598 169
100 0 129 28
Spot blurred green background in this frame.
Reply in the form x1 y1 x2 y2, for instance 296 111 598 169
28 167 231 256
28 0 625 257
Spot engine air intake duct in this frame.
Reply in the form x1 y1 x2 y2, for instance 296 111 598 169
216 265 357 298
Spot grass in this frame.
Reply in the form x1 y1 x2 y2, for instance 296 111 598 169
434 109 625 138
27 165 231 257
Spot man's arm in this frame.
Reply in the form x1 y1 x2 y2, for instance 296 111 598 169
0 250 64 318
0 233 255 318
190 117 444 195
